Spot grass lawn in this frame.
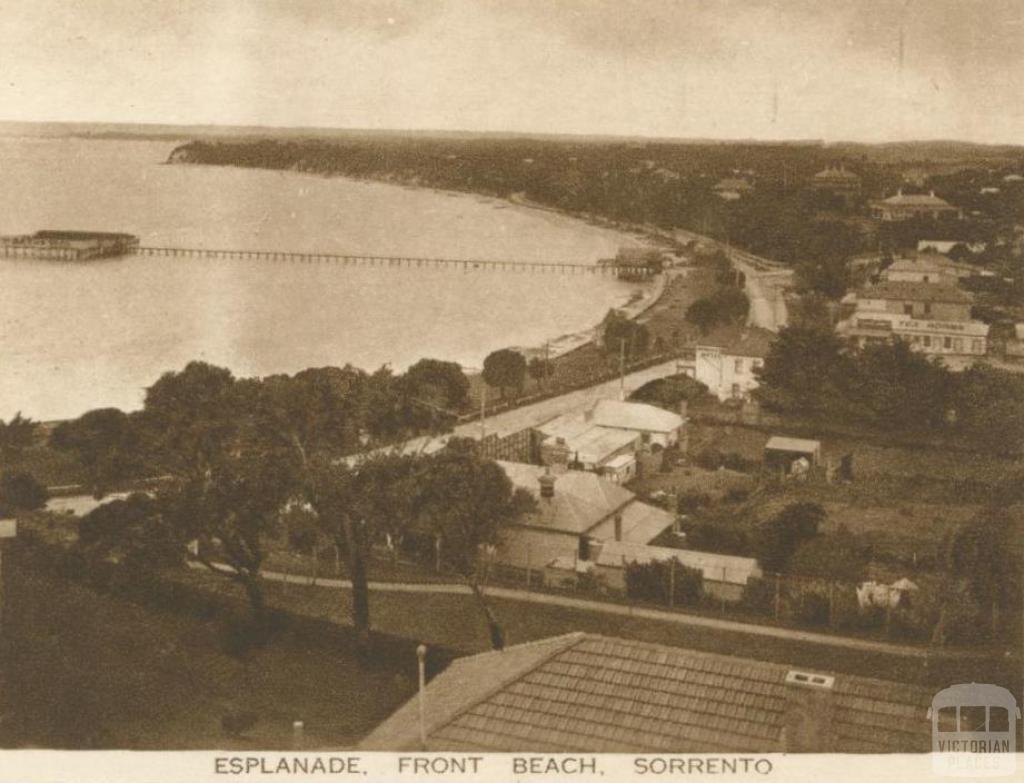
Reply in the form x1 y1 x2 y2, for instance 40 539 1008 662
185 569 1020 695
1 550 416 750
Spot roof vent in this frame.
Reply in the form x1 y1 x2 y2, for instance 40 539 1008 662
785 670 835 689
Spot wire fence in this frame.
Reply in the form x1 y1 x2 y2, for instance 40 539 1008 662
266 543 951 646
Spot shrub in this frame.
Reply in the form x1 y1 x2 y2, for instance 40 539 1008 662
677 490 711 514
625 559 703 606
684 522 751 556
0 471 48 516
754 502 826 573
793 591 830 626
721 453 757 473
723 487 751 503
740 576 775 616
693 447 723 470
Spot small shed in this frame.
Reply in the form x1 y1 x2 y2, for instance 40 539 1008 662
764 436 822 476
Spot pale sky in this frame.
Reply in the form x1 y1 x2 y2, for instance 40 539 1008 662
2 0 1022 144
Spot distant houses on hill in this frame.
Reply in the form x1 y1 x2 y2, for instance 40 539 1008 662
810 164 861 206
869 190 962 222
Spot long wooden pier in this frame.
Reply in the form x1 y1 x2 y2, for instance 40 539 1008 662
136 246 618 275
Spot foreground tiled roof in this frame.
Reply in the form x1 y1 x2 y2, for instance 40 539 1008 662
360 634 933 753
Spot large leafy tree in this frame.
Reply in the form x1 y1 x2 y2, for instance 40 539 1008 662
250 367 410 654
482 348 527 399
311 452 421 654
603 310 650 359
953 365 1024 456
136 362 297 625
402 358 470 417
753 326 855 417
162 448 298 626
0 471 48 517
51 408 143 498
139 362 242 482
411 441 535 649
852 340 952 431
0 413 37 461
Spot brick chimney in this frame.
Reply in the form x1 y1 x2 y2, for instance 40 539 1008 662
782 671 835 752
613 513 623 542
538 471 556 500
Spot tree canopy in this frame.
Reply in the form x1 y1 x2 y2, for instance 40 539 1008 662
602 310 650 359
754 502 826 574
482 349 527 398
0 471 47 517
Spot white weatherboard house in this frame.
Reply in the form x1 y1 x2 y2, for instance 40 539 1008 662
694 330 774 402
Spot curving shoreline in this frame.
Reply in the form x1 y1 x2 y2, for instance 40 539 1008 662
167 152 678 366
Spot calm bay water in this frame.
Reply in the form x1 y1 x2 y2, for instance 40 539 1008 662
0 137 643 420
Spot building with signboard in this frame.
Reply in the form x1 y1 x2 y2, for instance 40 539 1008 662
694 330 774 402
837 281 988 358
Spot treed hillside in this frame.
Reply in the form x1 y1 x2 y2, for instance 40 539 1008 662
168 135 1024 294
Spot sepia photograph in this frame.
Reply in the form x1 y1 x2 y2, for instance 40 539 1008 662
0 1 1021 780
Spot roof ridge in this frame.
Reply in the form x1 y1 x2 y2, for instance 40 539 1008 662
432 632 589 730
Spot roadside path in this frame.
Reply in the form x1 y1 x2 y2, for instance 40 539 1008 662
192 561 996 662
671 228 792 332
372 357 690 459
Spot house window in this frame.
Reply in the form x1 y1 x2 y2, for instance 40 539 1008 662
953 338 963 352
734 358 744 373
944 336 952 350
971 338 984 353
903 303 913 315
924 302 932 316
731 383 741 398
923 335 931 348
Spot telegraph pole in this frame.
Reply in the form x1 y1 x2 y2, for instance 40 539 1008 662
0 519 16 643
619 338 626 400
479 385 486 441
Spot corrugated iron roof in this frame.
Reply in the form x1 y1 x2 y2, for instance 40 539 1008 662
592 399 684 434
360 634 933 753
765 436 821 453
594 540 761 585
